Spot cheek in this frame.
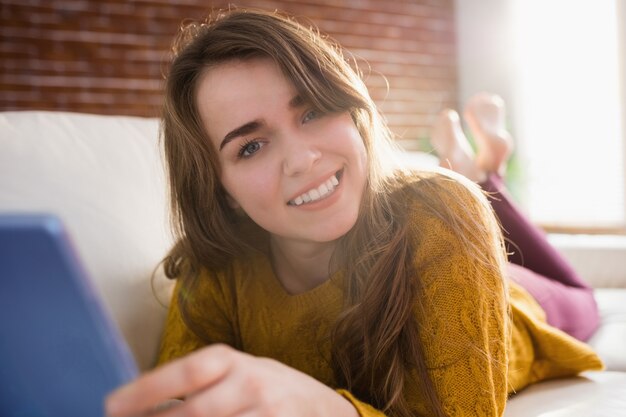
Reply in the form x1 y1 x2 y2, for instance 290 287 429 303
220 166 277 209
334 117 367 157
344 127 368 170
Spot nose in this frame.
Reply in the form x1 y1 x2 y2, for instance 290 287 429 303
282 135 322 176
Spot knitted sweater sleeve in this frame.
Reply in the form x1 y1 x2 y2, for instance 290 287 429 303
331 176 510 417
409 176 510 416
157 270 239 366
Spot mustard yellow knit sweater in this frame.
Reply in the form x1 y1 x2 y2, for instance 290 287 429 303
158 177 603 416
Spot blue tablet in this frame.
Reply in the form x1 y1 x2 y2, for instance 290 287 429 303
0 214 139 417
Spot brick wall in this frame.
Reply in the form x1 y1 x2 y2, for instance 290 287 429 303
0 0 456 144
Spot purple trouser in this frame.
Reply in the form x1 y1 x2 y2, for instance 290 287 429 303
480 174 600 341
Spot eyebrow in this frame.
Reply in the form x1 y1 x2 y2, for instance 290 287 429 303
289 94 304 108
219 120 263 151
218 94 306 151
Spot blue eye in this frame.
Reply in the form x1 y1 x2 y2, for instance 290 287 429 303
238 140 263 158
302 110 320 124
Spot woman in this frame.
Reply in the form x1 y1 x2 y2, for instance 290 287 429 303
106 8 602 417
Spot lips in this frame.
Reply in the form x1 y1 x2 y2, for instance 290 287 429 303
287 171 342 206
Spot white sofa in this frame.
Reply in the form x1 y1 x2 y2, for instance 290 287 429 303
1 111 625 416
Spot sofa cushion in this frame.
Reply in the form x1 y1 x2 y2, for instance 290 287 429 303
548 233 626 288
0 111 173 371
587 288 626 371
504 371 626 416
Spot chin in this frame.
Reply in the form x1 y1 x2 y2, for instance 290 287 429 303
313 214 359 243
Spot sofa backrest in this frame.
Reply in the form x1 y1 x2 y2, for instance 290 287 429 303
0 111 173 370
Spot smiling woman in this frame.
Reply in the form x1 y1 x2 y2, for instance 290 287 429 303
196 58 368 249
105 8 604 417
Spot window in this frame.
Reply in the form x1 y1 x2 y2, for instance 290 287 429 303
511 0 625 231
456 0 626 232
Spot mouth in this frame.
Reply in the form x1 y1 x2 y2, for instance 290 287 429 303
287 170 343 207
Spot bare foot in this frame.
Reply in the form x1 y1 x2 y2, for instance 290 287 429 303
430 109 486 182
463 93 514 176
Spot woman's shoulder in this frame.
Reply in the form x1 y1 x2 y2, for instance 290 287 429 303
396 169 507 287
393 168 495 232
168 253 250 304
400 171 509 370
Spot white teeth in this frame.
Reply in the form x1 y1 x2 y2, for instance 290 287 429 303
289 173 340 206
309 189 321 200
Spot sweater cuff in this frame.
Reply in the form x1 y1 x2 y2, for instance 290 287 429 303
336 389 387 417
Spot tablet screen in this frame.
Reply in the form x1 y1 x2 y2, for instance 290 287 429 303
0 214 138 417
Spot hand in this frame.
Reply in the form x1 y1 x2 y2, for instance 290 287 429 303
105 344 359 417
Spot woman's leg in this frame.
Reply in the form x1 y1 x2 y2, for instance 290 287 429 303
480 173 589 289
507 263 598 340
481 173 599 341
431 94 599 340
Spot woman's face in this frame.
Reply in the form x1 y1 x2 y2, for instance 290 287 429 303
196 58 368 246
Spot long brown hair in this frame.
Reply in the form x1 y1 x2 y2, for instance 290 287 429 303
161 8 506 417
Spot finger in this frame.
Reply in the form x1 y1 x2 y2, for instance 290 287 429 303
132 371 253 417
174 372 254 417
125 399 185 417
106 344 236 417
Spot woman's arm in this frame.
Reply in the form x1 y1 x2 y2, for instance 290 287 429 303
408 175 510 416
107 344 359 417
109 271 363 417
324 175 510 417
156 278 208 365
158 266 242 364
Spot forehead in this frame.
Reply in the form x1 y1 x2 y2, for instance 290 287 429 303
195 58 297 140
